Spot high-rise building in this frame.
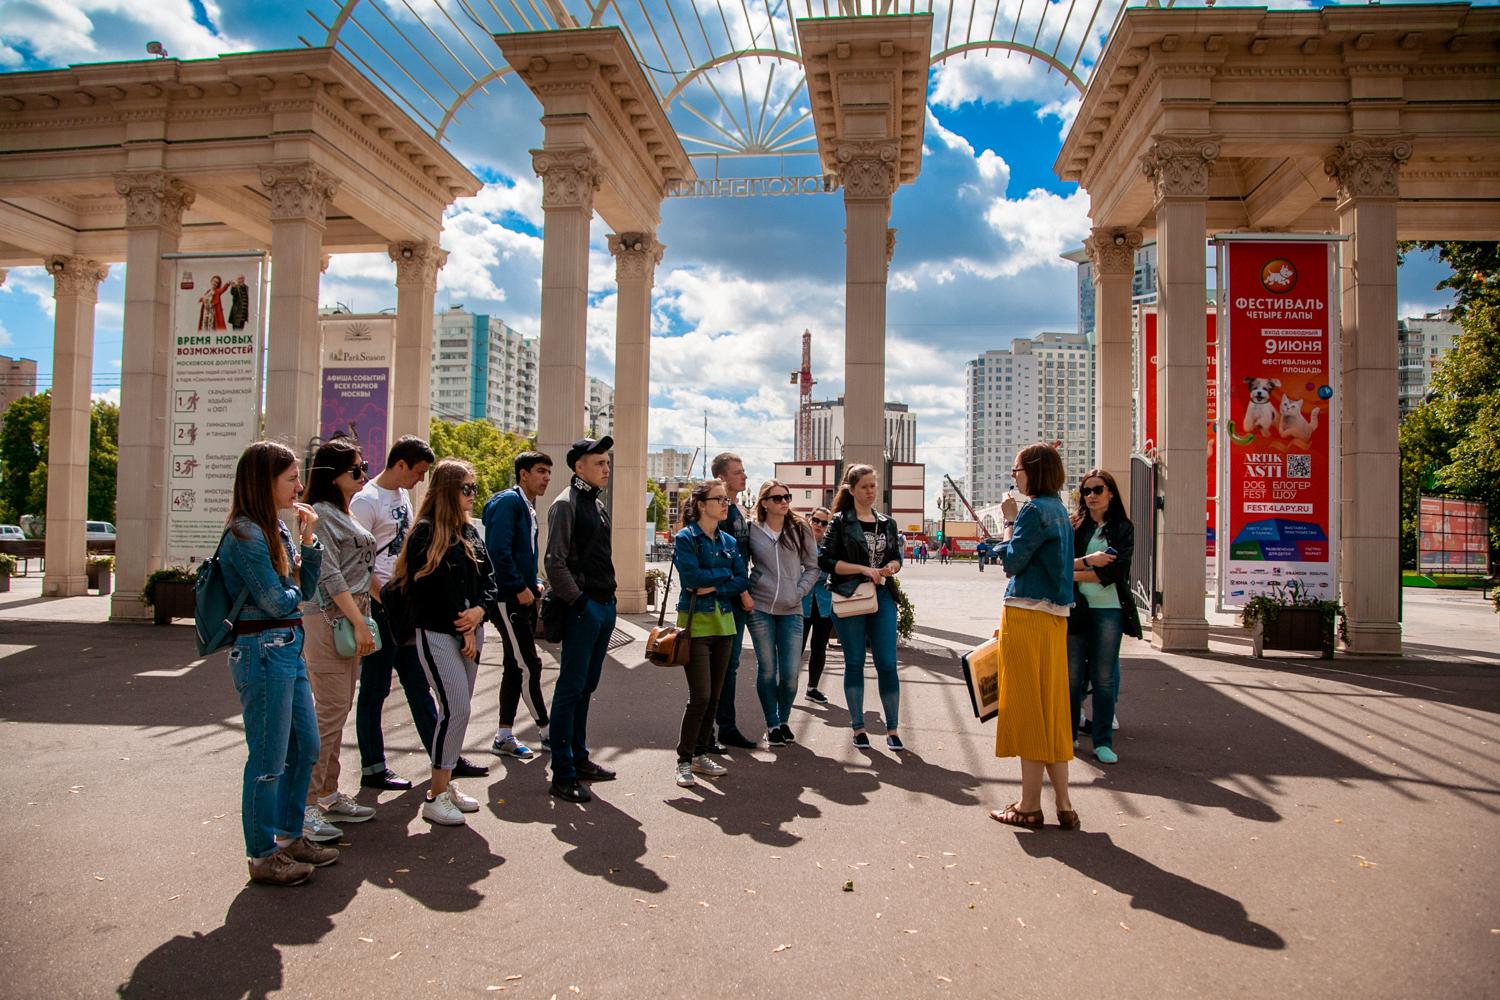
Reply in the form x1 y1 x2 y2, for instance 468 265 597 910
1398 310 1461 417
965 333 1096 508
806 397 916 464
586 376 614 437
0 354 38 419
648 447 696 480
431 308 537 434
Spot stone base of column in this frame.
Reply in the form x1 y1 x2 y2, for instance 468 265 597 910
616 587 647 615
1150 617 1210 653
1342 621 1402 656
110 591 152 621
42 573 89 598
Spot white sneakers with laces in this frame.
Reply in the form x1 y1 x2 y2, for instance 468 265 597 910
319 792 375 823
302 805 342 843
446 783 481 813
422 790 466 826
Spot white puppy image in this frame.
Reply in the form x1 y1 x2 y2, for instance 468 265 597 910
1278 395 1321 445
1243 377 1280 436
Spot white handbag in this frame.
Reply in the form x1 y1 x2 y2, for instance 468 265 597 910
831 580 879 618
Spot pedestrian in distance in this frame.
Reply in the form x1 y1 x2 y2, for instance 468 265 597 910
544 437 621 804
482 450 554 762
299 439 379 844
670 479 751 787
746 479 819 747
221 440 336 887
800 506 835 705
819 463 907 752
976 538 990 572
1067 469 1139 765
990 443 1078 831
390 459 498 827
709 452 760 751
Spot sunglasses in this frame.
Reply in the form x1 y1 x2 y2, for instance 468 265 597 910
810 517 830 527
764 493 792 504
1081 484 1109 497
459 483 478 497
349 461 370 480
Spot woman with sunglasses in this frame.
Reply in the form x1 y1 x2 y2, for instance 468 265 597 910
1068 469 1138 764
390 459 500 826
746 480 819 747
299 439 380 841
800 506 835 705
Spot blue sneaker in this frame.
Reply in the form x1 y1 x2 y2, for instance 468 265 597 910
1094 746 1119 765
491 734 535 760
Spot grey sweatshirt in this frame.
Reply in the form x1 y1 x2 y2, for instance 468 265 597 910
747 520 819 616
310 501 376 607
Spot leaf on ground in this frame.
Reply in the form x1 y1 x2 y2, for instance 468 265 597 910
815 862 823 869
1120 923 1132 932
967 881 980 886
663 854 677 859
1354 855 1378 868
505 975 523 981
937 975 953 983
903 929 919 934
772 944 792 953
93 875 105 881
569 988 580 994
698 901 710 907
485 987 505 992
388 951 401 960
1333 819 1343 824
915 854 930 859
358 937 374 943
1016 918 1026 928
770 855 782 860
842 881 854 892
166 894 181 901
944 863 958 869
744 888 756 894
942 852 957 857
395 868 410 874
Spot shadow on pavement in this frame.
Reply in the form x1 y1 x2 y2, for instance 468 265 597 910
490 784 668 894
1017 831 1287 950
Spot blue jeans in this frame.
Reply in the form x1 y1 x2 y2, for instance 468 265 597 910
713 607 749 734
551 597 616 780
831 588 900 731
749 610 803 730
229 626 319 859
357 598 438 772
1068 608 1123 750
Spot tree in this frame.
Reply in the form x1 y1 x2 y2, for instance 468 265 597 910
89 400 119 522
1398 241 1498 318
427 417 533 501
646 478 668 532
0 392 119 524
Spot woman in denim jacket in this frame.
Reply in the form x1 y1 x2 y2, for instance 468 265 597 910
669 479 751 788
220 441 330 887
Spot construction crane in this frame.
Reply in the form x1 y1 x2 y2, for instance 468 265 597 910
789 329 816 461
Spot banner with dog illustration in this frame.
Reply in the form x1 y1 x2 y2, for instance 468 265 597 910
1219 239 1338 607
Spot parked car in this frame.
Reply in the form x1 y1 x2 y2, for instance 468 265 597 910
0 525 24 541
86 521 117 541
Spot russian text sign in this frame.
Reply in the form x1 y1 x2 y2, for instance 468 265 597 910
319 316 395 466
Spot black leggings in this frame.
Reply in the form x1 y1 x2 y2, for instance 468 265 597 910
800 609 834 690
679 634 733 762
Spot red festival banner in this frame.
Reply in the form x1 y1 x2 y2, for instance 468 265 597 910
1220 239 1338 605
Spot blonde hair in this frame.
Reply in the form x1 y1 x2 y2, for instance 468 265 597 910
392 458 478 586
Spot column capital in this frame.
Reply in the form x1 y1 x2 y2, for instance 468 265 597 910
831 139 900 201
607 232 664 284
531 148 601 211
1084 228 1144 276
1323 136 1413 204
1140 136 1221 201
46 256 109 302
388 241 447 288
113 171 195 232
259 162 339 225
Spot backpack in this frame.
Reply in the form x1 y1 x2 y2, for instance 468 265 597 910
195 529 252 656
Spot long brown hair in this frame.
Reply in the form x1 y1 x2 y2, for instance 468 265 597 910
227 440 297 577
755 479 811 555
1073 468 1128 524
303 438 361 512
680 479 726 530
832 463 877 516
392 457 478 586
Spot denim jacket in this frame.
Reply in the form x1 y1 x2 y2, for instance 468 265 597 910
220 516 322 622
802 561 833 618
998 494 1074 607
672 522 750 615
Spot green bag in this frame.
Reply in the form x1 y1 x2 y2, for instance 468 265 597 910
319 598 382 658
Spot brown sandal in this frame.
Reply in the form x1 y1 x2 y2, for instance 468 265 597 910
989 802 1044 828
1057 809 1081 830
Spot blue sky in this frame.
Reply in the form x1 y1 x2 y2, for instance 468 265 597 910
0 0 1460 508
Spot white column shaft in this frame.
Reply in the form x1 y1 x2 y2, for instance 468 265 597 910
264 216 325 451
844 198 891 478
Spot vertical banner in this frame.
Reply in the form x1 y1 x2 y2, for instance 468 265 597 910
1137 307 1159 454
1219 239 1338 606
318 316 396 466
1205 312 1218 586
166 256 265 564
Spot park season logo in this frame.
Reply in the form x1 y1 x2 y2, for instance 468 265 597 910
342 322 374 342
1260 258 1297 294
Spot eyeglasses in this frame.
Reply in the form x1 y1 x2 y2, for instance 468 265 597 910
764 493 792 504
459 483 478 497
1081 484 1109 497
704 496 729 505
810 517 830 527
1011 466 1024 475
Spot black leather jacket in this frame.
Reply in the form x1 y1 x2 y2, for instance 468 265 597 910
402 521 501 634
1067 514 1142 639
817 508 904 598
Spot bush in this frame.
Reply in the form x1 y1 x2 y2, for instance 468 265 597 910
889 576 915 641
142 566 196 608
0 552 16 575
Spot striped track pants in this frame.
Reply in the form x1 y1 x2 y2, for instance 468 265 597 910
415 628 482 771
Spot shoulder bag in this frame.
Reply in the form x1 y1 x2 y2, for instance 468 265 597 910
645 558 695 666
831 579 878 618
319 592 382 658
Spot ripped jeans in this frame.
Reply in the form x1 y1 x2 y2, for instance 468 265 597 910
229 626 319 859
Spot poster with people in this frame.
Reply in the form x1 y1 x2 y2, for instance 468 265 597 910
318 315 395 466
1218 239 1338 607
166 255 266 563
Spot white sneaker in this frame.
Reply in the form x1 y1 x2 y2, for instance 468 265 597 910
1113 712 1120 731
320 792 375 823
446 783 481 813
691 754 727 777
674 762 697 787
422 790 466 826
302 805 343 843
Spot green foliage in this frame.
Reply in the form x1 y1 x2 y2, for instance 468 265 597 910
0 393 119 524
1399 241 1499 318
0 553 16 575
89 400 118 522
888 576 915 641
427 418 535 501
647 479 668 532
88 554 115 568
141 566 196 608
1239 579 1347 646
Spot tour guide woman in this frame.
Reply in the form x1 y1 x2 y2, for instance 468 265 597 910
990 442 1078 830
222 440 334 887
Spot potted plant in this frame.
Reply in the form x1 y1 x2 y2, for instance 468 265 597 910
143 566 198 625
889 576 916 642
645 568 669 609
87 555 114 595
0 552 15 594
1240 579 1346 659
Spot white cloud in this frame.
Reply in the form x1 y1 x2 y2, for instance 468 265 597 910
0 0 245 66
0 318 11 348
93 388 121 406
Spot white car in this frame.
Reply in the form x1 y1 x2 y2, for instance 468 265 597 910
86 521 117 541
0 524 24 541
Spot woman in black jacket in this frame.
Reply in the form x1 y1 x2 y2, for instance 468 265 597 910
1067 468 1141 764
390 458 501 825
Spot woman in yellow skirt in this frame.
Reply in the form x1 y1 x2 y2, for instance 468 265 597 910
990 443 1079 830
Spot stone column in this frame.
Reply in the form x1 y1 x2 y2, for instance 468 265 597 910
835 140 898 478
1086 227 1143 510
608 231 664 614
389 241 446 444
41 256 108 597
260 163 336 453
1325 137 1410 655
531 149 600 523
1141 137 1218 652
111 172 193 619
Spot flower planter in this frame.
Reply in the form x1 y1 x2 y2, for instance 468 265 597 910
1250 606 1334 659
87 563 112 595
0 572 10 594
151 579 197 625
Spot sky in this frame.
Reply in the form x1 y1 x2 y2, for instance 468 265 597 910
0 0 1461 516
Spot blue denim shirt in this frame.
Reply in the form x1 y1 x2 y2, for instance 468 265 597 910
220 516 323 621
673 522 750 614
802 542 833 618
999 494 1075 607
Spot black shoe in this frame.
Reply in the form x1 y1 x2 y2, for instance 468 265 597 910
805 688 829 704
719 728 758 750
852 732 871 749
452 756 490 778
360 769 412 791
779 724 796 744
575 760 617 782
706 740 729 755
765 729 787 747
549 779 592 803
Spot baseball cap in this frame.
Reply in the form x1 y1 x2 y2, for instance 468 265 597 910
566 436 613 469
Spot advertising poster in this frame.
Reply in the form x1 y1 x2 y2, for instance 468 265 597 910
319 316 395 466
1418 496 1490 575
165 255 265 565
1138 307 1159 455
1219 239 1338 606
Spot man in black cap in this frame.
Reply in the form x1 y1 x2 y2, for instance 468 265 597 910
542 436 618 803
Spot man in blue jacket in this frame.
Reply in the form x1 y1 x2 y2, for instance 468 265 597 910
482 450 553 761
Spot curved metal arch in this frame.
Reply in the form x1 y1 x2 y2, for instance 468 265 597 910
930 41 1087 94
661 48 805 108
435 65 516 140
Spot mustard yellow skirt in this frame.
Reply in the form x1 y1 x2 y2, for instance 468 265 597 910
993 605 1074 764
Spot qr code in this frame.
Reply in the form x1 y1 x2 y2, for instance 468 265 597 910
1286 454 1312 479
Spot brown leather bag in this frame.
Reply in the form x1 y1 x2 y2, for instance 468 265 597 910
645 564 695 666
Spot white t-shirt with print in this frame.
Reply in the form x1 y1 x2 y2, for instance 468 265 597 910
350 481 412 588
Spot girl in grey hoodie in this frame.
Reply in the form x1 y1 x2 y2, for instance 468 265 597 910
746 479 820 746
